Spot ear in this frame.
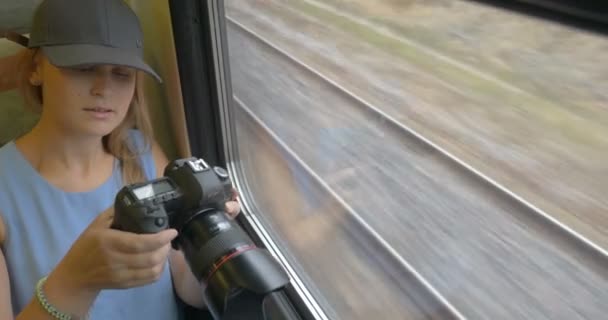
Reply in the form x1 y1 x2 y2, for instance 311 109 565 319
29 69 42 86
28 52 44 86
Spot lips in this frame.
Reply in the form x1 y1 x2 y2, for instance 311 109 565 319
83 107 114 113
83 106 115 120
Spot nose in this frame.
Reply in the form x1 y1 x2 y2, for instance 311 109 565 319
90 68 114 97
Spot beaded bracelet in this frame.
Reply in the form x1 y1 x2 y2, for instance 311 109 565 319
36 276 74 320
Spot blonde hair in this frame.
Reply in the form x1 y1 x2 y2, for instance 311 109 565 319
16 48 154 185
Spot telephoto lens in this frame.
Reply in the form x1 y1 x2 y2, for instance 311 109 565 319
112 157 290 319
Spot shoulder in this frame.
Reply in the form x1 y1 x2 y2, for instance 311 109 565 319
0 142 25 245
0 145 10 245
0 143 22 245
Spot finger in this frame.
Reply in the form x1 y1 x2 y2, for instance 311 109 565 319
110 229 178 254
224 201 241 219
111 243 172 269
110 262 168 289
134 263 167 285
88 207 115 229
100 210 115 228
231 188 240 201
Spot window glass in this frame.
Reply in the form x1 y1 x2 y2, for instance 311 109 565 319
225 1 608 319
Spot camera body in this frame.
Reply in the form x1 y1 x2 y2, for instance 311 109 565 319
112 158 232 246
111 157 290 319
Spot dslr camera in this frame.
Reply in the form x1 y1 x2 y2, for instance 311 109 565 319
111 157 289 319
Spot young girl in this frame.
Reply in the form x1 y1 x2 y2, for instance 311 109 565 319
0 0 240 319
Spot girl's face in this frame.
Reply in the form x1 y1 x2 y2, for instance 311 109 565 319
33 55 137 137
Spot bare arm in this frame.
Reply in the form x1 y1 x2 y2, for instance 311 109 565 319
0 216 14 319
150 140 207 309
1 214 97 320
0 54 20 93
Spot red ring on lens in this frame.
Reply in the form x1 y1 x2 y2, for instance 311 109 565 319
204 244 257 284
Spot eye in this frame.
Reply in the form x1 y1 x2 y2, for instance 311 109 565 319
113 68 134 78
77 66 95 73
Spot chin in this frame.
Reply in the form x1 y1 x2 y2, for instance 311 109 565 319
77 122 121 138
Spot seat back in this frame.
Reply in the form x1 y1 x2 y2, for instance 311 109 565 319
0 90 38 146
0 39 39 146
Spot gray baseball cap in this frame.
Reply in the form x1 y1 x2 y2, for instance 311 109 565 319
27 0 162 82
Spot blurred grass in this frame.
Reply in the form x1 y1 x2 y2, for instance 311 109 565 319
317 0 607 116
286 0 607 147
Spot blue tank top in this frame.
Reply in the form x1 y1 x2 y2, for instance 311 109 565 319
0 130 183 319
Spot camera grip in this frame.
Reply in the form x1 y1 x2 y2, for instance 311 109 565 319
111 204 170 234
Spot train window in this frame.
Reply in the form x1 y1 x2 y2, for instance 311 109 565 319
224 0 608 319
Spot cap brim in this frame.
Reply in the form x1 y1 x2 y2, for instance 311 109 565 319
42 44 162 83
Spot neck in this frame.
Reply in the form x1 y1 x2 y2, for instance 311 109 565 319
18 120 110 175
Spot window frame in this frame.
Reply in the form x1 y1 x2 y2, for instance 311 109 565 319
168 1 330 319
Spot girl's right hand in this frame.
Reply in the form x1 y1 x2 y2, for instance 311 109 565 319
47 207 177 295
